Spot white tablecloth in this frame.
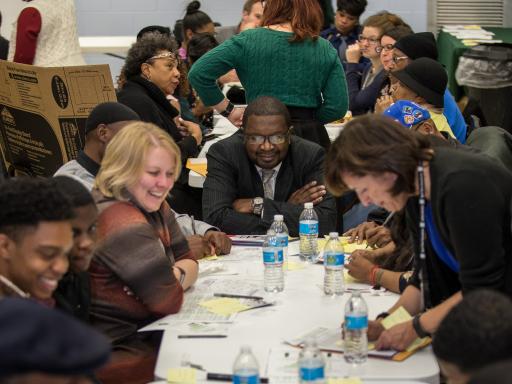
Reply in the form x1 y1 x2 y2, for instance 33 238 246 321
153 246 439 383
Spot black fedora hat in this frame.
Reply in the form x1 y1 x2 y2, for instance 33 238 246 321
393 57 447 108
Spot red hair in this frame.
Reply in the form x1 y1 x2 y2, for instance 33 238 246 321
261 0 323 42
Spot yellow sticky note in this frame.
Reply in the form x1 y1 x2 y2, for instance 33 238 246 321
186 158 207 177
380 306 428 352
327 378 362 384
167 367 196 383
199 298 249 316
381 306 412 330
286 261 305 271
343 242 369 254
338 236 369 254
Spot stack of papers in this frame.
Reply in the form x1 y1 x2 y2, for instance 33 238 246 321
442 25 502 45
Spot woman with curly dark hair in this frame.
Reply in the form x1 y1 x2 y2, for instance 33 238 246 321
117 31 204 218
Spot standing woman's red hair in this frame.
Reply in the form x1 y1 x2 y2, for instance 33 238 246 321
261 0 323 41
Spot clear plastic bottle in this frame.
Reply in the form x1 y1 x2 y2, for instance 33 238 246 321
262 230 284 292
232 345 260 384
298 338 325 383
344 291 368 364
323 232 345 296
270 214 289 266
299 202 319 263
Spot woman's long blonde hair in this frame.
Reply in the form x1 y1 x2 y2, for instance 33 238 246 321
95 122 181 201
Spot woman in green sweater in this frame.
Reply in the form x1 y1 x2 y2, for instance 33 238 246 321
188 0 348 148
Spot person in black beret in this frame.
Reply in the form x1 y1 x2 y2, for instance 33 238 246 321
390 57 457 140
393 31 438 64
0 298 110 383
387 32 468 143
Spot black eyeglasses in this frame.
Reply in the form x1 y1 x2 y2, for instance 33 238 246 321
376 43 394 54
244 133 289 145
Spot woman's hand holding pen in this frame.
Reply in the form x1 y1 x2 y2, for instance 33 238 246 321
344 221 378 244
366 226 392 248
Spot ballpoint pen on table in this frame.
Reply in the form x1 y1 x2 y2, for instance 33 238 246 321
213 293 263 300
191 215 197 235
178 335 227 339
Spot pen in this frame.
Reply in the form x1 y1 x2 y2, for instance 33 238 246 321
382 211 395 227
213 293 263 300
191 215 197 235
178 335 227 339
207 373 269 383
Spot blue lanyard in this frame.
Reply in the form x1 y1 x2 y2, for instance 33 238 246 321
425 203 460 273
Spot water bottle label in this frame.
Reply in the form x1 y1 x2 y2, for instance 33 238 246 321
324 252 345 266
263 249 283 264
233 374 259 384
299 221 319 235
276 234 288 247
299 366 325 380
345 315 368 330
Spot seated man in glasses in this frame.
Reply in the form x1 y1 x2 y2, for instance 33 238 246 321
203 96 337 236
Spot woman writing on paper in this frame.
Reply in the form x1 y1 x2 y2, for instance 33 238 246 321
89 122 198 383
325 115 512 351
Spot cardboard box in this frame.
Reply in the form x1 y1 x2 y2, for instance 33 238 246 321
0 60 117 177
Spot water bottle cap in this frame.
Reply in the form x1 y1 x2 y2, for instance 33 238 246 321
329 232 339 238
274 214 284 221
304 202 313 209
240 345 252 353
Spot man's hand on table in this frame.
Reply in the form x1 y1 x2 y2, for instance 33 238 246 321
287 181 326 205
204 230 232 255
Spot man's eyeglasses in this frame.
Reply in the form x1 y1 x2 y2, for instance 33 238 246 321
375 43 394 54
392 55 409 64
358 35 380 45
244 133 289 145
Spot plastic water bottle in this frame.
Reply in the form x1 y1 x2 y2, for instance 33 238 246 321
323 232 345 296
270 214 289 266
344 291 368 364
299 202 319 263
262 230 284 292
298 338 325 383
232 345 260 384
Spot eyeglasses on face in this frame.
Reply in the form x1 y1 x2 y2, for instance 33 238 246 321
358 35 380 45
376 43 394 53
392 55 409 64
244 133 288 145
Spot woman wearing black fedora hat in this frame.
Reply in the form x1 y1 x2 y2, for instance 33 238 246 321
390 57 457 141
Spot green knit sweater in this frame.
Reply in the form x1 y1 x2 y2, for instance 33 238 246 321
188 28 348 123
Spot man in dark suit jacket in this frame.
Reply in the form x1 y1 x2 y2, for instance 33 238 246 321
203 96 337 236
